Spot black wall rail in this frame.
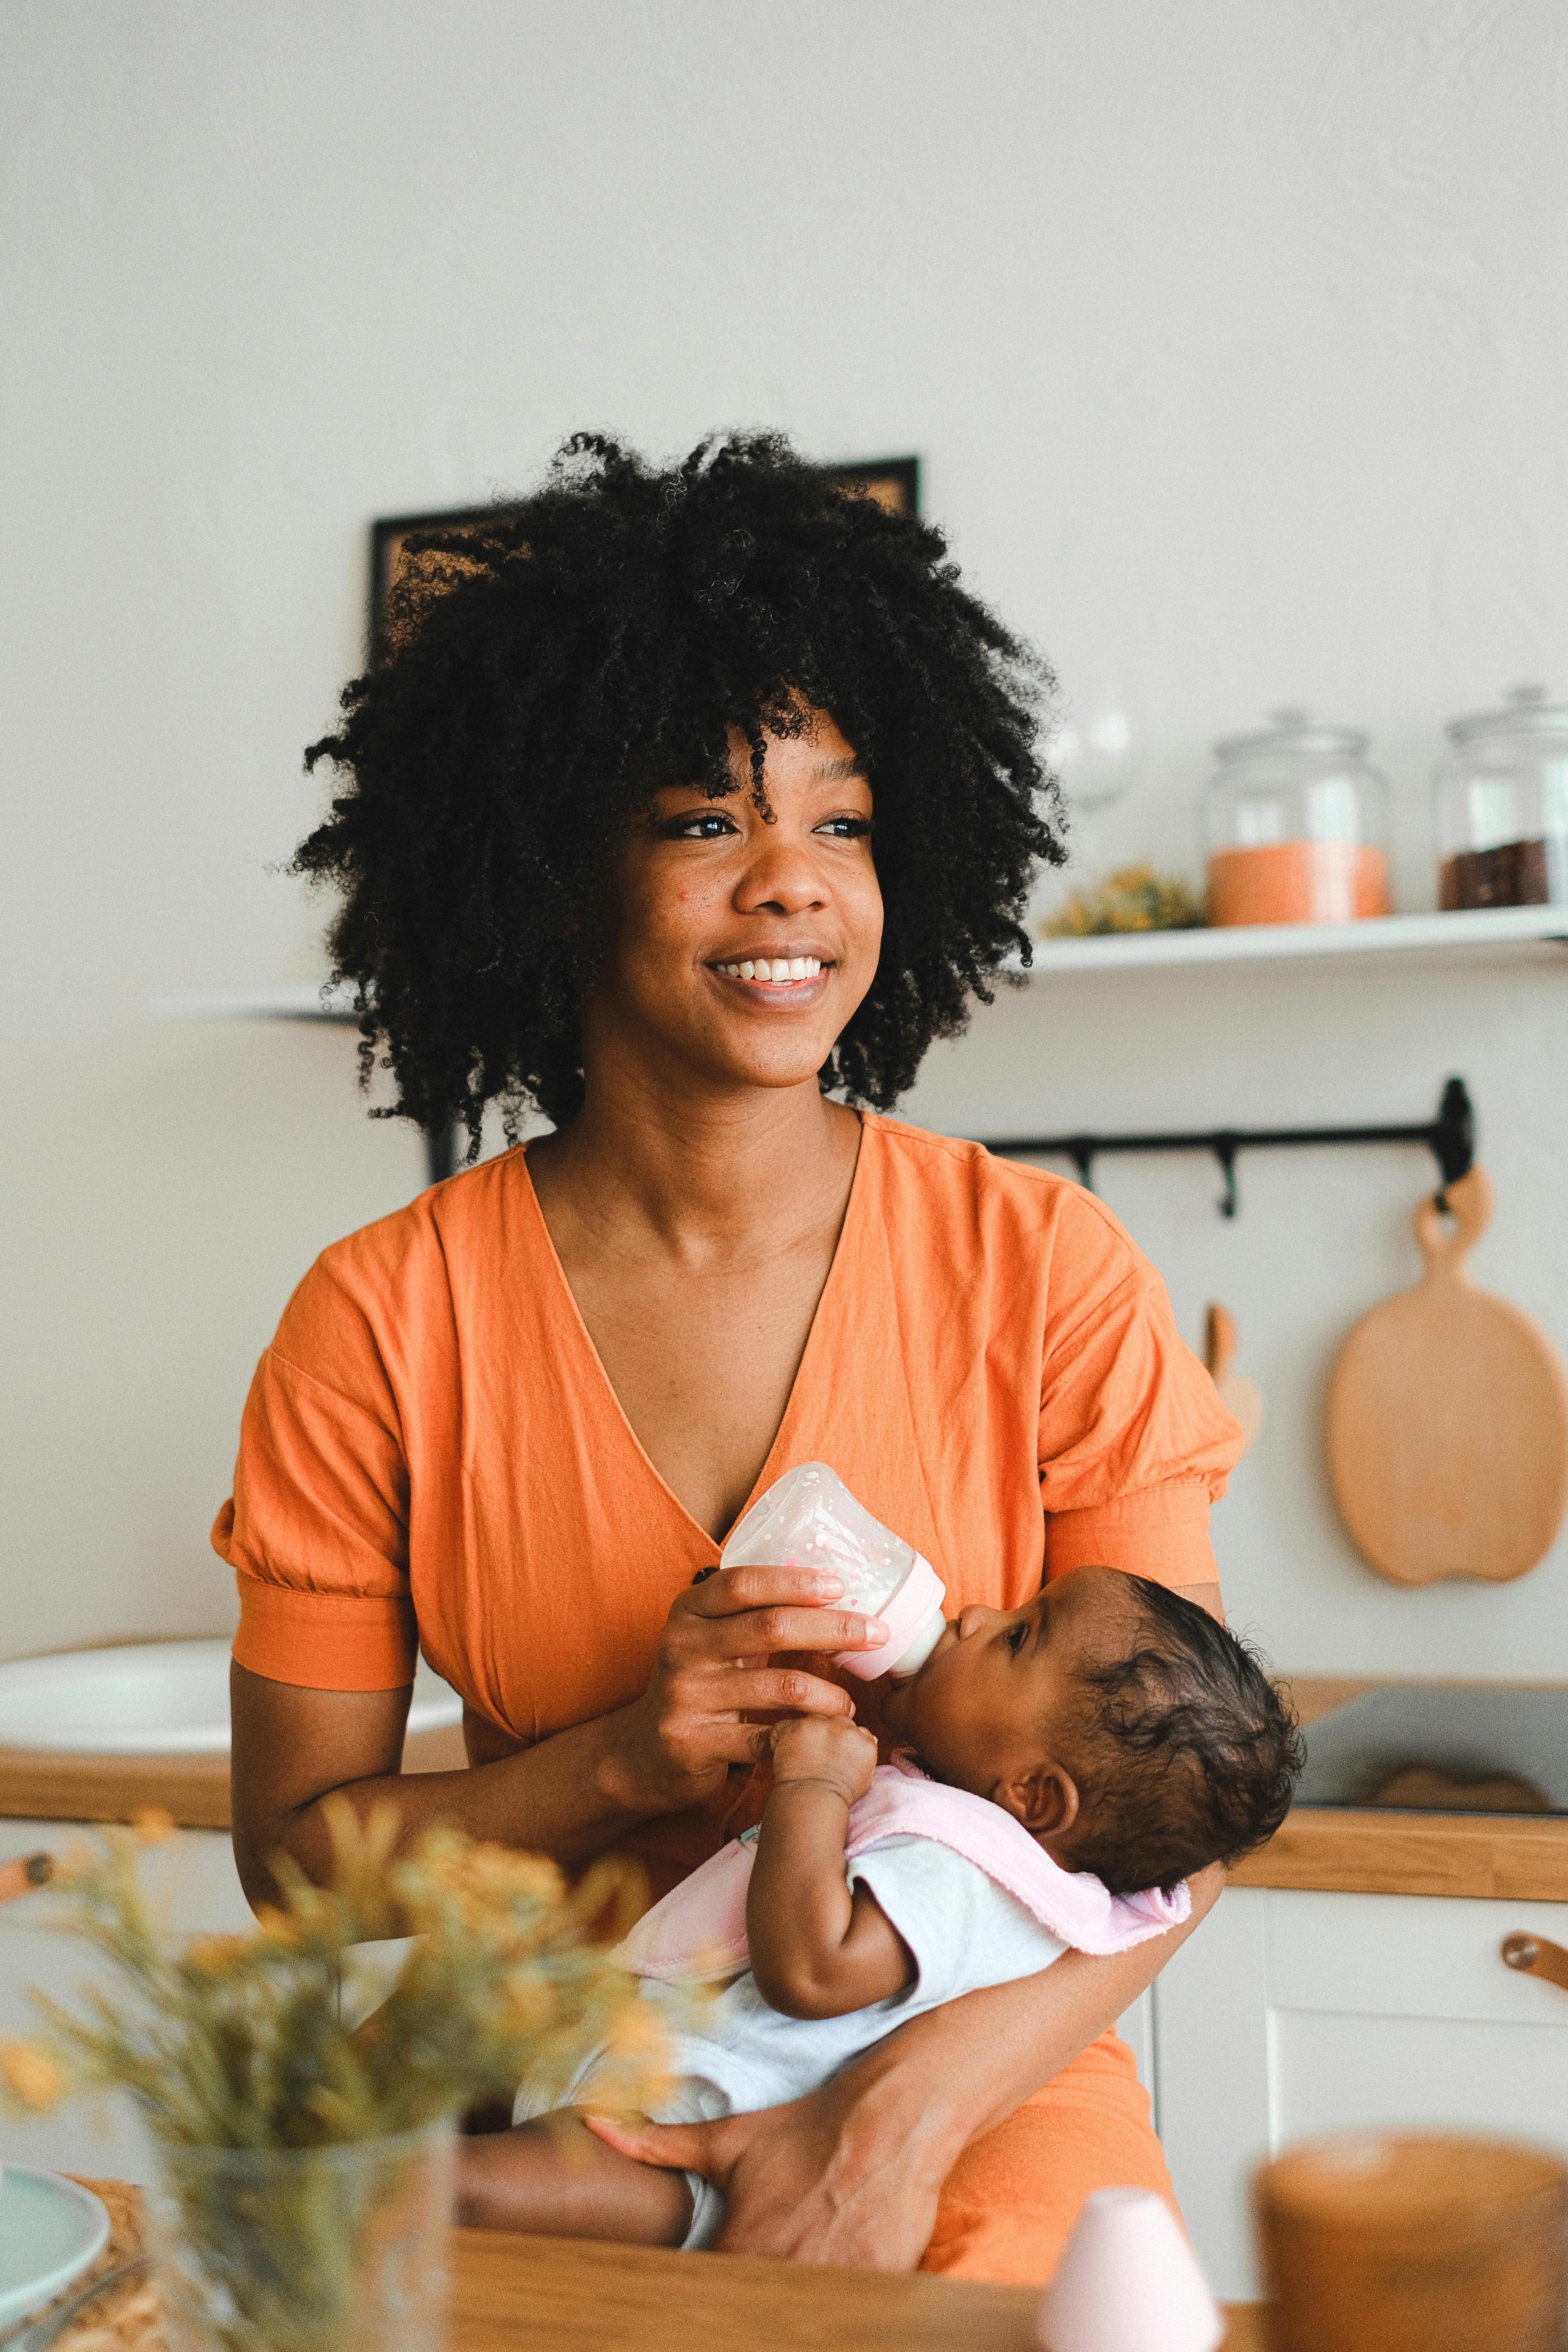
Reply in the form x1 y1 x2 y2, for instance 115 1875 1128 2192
980 1076 1475 1219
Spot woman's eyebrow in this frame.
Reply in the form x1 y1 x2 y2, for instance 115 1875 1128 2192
812 754 863 781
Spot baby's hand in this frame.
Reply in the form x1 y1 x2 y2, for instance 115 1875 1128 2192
769 1715 879 1807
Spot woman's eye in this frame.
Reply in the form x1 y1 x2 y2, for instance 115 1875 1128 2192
1005 1621 1029 1654
814 815 873 839
667 810 739 840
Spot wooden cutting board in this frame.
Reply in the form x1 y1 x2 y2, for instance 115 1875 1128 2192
1327 1166 1568 1585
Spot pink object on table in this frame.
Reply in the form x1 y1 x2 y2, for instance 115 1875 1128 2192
1036 2186 1222 2352
617 1757 1191 1985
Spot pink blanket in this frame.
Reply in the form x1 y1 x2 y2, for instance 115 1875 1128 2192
617 1756 1190 1984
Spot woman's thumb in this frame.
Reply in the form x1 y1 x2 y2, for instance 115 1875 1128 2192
583 2110 713 2173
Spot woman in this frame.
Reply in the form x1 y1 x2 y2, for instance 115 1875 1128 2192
221 434 1242 2281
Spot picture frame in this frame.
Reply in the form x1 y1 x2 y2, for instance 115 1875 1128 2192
367 456 920 649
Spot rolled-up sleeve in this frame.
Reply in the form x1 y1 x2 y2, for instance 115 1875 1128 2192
1039 1243 1244 1590
214 1264 418 1691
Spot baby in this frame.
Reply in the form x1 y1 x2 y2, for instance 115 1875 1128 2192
456 1564 1301 2246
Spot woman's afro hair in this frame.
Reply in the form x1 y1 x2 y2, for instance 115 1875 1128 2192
295 431 1064 1144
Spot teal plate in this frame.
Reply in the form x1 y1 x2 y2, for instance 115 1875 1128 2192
0 2169 111 2328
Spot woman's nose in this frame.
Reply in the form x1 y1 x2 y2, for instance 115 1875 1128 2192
735 837 829 914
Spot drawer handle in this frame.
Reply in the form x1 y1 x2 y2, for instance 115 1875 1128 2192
1502 1931 1568 1993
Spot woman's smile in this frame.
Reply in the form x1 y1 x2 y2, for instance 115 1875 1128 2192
707 950 834 1001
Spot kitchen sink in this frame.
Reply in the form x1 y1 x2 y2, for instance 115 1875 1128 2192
0 1639 463 1753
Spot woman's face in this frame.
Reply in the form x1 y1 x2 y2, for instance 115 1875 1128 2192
584 710 884 1098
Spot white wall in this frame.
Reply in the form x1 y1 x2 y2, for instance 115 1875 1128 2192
3 0 1565 1675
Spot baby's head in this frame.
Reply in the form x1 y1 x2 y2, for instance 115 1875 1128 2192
878 1565 1302 1894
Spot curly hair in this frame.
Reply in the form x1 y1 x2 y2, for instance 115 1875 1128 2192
295 431 1062 1144
1065 1577 1304 1897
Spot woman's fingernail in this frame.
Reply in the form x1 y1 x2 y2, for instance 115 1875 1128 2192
812 1575 844 1598
863 1619 889 1644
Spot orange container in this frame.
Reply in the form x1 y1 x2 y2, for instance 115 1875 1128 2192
1208 842 1392 927
1204 712 1391 927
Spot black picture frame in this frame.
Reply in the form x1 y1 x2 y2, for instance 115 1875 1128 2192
367 457 920 650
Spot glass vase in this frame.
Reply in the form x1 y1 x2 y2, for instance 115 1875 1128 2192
142 2121 454 2352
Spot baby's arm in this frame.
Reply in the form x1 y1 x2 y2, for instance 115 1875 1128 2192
746 1718 916 2021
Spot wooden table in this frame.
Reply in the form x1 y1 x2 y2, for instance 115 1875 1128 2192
58 2182 1264 2350
448 2232 1267 2351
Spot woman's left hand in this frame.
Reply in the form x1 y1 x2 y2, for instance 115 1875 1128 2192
586 2060 953 2267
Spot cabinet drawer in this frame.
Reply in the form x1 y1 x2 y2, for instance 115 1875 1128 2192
1265 1890 1568 2026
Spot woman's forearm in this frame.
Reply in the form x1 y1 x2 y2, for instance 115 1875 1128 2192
834 1863 1226 2168
295 1710 655 1865
229 1666 671 1905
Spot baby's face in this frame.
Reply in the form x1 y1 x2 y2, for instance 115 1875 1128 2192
879 1565 1140 1814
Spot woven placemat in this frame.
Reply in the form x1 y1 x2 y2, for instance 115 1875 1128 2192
40 2180 164 2352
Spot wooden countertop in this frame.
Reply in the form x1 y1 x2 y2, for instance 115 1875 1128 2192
6 1675 1566 1905
1228 1675 1568 1904
0 1721 467 1828
55 2179 1264 2351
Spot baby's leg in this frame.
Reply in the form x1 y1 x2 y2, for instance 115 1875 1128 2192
455 2109 695 2245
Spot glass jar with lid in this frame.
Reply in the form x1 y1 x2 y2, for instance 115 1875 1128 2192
1435 685 1568 909
1203 709 1392 927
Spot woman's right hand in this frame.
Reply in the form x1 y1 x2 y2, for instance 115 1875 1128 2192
598 1565 889 1814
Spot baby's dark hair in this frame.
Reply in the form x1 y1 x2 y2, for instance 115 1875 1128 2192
1063 1577 1303 1896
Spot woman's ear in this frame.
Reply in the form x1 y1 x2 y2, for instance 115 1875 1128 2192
994 1761 1080 1841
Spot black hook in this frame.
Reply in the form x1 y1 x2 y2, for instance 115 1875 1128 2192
1067 1139 1097 1193
1212 1136 1239 1219
1428 1076 1475 1210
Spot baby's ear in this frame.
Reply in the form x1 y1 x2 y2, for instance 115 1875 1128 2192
998 1762 1080 1841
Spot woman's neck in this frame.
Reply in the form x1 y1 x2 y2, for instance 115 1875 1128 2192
528 1061 864 1269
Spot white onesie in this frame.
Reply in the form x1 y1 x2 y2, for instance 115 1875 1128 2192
515 1762 1188 2252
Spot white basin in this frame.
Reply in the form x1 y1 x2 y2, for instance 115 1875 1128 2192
0 1639 464 1753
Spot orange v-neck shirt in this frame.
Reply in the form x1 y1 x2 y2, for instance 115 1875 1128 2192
215 1113 1242 2282
216 1112 1240 1893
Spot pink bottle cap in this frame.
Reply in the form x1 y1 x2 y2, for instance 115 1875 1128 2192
834 1553 947 1682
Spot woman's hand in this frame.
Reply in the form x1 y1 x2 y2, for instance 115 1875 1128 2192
598 1565 889 1816
587 2064 950 2269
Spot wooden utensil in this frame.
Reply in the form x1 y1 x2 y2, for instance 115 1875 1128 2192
1206 1305 1265 1452
0 1854 51 1906
1326 1165 1568 1585
1253 2131 1568 2352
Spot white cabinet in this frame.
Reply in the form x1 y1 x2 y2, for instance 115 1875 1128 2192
0 1816 253 2183
1153 1885 1568 2300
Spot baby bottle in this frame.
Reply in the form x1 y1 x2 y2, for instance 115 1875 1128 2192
720 1463 947 1680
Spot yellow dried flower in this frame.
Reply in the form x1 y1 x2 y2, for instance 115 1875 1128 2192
185 1934 251 1975
1 2039 66 2112
131 1807 176 1843
604 1999 669 2063
503 1976 559 2037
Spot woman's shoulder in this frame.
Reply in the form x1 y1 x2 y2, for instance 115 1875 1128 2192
275 1146 534 1358
860 1112 1145 1283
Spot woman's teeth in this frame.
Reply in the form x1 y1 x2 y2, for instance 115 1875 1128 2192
714 957 823 983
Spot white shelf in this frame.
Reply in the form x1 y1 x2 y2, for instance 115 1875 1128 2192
149 982 362 1020
147 906 1568 1021
1019 903 1568 974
